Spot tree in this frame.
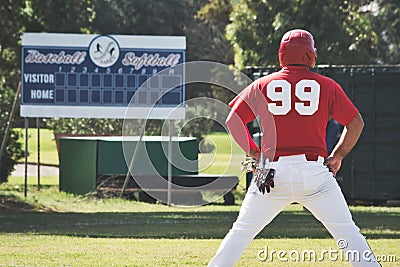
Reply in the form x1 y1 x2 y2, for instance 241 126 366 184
227 0 379 69
25 0 94 33
194 0 234 64
0 0 28 182
0 0 29 90
0 81 24 183
367 0 400 64
193 0 236 105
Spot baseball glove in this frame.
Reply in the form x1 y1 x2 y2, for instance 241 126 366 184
241 157 275 194
254 167 275 194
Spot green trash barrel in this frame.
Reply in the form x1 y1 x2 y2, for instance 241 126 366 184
59 136 198 194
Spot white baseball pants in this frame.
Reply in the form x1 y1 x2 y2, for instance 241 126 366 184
208 154 380 267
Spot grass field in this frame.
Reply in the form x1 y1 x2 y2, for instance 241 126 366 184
16 128 59 166
1 129 399 266
0 185 399 266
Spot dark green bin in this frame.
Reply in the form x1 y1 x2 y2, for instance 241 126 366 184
59 136 198 194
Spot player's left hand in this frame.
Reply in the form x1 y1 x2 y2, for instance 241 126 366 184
324 156 342 177
255 168 275 194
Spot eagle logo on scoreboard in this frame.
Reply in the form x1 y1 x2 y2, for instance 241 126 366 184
89 35 120 68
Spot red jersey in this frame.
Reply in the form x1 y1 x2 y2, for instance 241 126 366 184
229 66 358 158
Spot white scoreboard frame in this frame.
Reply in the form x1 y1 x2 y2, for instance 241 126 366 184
20 33 186 119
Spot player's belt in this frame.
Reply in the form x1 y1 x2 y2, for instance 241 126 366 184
272 154 319 162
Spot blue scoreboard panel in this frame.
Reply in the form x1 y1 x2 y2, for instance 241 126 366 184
21 33 186 119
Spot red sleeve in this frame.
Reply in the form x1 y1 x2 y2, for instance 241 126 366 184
330 82 359 125
228 83 258 124
226 82 260 156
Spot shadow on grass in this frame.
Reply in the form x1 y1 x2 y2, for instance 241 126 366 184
0 194 42 212
0 195 398 239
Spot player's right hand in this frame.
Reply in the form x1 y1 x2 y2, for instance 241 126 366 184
323 156 342 177
248 147 261 161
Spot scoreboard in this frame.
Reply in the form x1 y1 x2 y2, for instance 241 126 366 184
21 33 186 119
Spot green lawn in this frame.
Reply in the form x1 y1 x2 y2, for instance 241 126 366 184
0 235 397 267
2 129 399 266
0 182 399 266
16 128 59 166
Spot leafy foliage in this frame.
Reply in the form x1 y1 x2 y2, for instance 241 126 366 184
227 0 383 69
44 118 123 135
195 0 235 104
0 82 24 183
367 0 400 64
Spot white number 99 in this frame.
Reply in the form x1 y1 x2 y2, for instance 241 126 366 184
266 79 320 115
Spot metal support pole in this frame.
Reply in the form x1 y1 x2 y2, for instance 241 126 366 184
37 118 41 191
24 118 29 197
167 120 173 205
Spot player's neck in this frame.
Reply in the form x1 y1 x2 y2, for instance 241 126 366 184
283 65 310 71
286 64 309 67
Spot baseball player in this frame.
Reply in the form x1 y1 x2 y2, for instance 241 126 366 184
208 29 380 266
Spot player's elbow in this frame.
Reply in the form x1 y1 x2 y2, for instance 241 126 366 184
354 113 364 131
346 113 364 134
